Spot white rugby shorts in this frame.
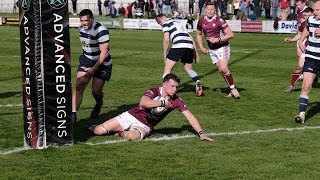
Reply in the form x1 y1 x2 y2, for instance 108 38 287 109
208 45 230 64
116 111 151 136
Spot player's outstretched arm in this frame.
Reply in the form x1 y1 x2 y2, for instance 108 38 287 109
182 110 214 142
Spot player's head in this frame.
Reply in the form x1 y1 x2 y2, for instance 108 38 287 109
205 2 216 18
155 14 167 26
314 1 320 19
162 73 180 96
295 0 306 11
303 7 314 20
79 9 94 30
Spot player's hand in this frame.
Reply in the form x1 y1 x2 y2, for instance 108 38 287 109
207 37 219 44
284 37 291 43
200 134 214 142
200 47 208 54
315 28 320 38
162 97 171 109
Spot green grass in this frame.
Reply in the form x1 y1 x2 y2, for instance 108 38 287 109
1 26 320 179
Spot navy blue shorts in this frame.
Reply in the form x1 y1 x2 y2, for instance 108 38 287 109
166 48 194 64
78 55 112 81
303 57 320 75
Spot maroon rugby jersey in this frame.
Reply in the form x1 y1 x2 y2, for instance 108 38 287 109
197 15 229 50
298 20 309 46
128 87 188 129
296 6 307 26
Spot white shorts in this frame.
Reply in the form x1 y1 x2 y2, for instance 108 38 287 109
116 111 151 136
208 45 230 64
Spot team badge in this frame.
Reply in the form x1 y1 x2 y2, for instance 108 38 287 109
212 24 216 27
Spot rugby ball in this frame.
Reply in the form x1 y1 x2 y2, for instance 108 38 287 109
150 96 167 114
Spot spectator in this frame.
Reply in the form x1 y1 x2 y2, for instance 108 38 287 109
271 0 279 20
145 0 154 19
189 0 195 15
71 0 78 15
252 0 261 18
280 0 289 20
249 9 257 20
217 0 228 16
13 0 17 13
110 1 117 18
126 3 133 18
164 0 172 16
157 0 164 14
198 0 205 15
172 0 178 12
233 0 240 15
236 6 246 20
286 7 296 20
118 3 126 17
135 7 144 18
98 0 102 15
263 0 271 19
104 0 110 16
186 14 195 32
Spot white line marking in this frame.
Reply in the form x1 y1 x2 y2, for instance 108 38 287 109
0 104 22 107
2 126 320 155
0 147 31 155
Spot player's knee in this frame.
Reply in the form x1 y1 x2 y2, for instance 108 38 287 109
220 69 230 76
302 84 312 92
76 79 87 90
93 124 109 135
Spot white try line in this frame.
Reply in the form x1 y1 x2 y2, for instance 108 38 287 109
0 104 22 108
2 125 320 155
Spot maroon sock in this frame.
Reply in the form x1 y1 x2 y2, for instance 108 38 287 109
223 73 235 88
290 73 300 86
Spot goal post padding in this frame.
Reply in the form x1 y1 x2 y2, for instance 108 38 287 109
19 0 73 149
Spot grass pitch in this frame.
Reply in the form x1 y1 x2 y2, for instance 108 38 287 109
1 25 320 179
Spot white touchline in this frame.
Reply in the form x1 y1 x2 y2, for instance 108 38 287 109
1 126 320 155
0 104 22 107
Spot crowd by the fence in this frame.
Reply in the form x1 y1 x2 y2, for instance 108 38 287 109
70 0 314 21
1 0 314 22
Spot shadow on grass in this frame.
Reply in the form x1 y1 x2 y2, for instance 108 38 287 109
0 91 21 99
152 125 196 136
73 103 137 143
177 50 260 93
212 87 246 95
305 102 320 123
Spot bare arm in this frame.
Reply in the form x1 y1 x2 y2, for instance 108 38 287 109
182 110 214 141
196 29 208 54
163 32 170 62
298 26 309 53
189 34 200 63
284 33 301 43
208 26 234 44
139 96 170 109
